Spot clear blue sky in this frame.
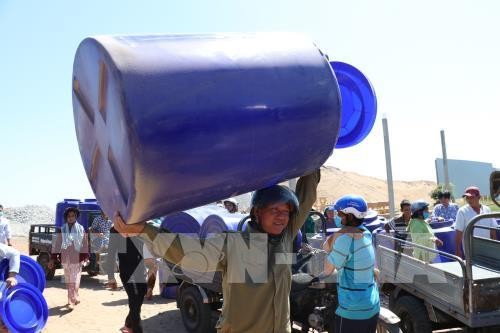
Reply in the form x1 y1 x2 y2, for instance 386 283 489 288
1 0 499 207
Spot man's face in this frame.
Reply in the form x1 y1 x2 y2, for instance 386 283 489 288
326 210 334 220
401 205 411 218
224 202 236 213
465 195 480 207
255 202 290 235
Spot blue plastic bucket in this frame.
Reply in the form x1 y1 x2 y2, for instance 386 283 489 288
0 255 45 292
161 285 178 299
0 282 48 333
330 61 377 148
72 33 342 224
429 218 454 229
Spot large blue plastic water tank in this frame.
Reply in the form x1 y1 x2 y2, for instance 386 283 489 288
72 33 342 224
77 199 101 231
55 199 101 231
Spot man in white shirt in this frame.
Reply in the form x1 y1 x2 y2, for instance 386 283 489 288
455 186 498 258
0 205 12 246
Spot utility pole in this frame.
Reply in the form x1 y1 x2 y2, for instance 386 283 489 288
382 116 396 218
440 130 450 191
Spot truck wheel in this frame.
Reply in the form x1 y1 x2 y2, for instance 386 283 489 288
394 296 432 333
37 253 55 280
180 286 215 333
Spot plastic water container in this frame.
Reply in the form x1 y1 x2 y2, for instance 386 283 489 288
0 255 46 292
432 226 456 263
496 219 500 240
161 285 178 299
72 33 376 224
373 228 395 250
199 210 246 239
0 282 48 333
363 210 381 233
429 218 454 229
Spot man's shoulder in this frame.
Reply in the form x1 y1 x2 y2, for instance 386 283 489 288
457 205 470 213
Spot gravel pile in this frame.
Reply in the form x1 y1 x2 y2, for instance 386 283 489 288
3 205 55 237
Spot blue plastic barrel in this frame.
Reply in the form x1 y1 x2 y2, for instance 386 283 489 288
432 226 456 263
429 218 454 229
373 228 395 250
0 282 48 333
496 219 500 241
72 33 343 224
161 285 178 299
160 212 202 235
199 212 245 239
363 210 381 233
0 255 46 292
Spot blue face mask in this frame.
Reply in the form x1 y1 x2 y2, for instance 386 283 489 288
0 211 3 217
423 211 430 219
334 215 343 228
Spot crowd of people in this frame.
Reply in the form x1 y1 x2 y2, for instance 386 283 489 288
0 181 497 333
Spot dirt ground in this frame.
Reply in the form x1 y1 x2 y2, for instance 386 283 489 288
10 237 187 333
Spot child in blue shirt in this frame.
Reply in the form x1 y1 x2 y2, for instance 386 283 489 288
323 194 380 333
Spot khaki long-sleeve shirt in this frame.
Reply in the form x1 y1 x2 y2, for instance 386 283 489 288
141 170 319 333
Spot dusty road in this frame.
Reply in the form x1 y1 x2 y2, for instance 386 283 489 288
11 237 188 333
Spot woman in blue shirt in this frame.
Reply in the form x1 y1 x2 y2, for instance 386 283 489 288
323 194 380 333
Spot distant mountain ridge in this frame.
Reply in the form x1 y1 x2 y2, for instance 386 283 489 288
318 166 436 206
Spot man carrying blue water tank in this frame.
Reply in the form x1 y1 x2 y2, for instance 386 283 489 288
0 243 20 288
112 169 320 333
322 195 380 333
455 186 497 258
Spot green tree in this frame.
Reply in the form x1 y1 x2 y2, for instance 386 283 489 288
429 183 455 203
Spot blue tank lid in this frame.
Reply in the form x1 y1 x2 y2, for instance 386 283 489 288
84 198 98 202
63 198 80 202
330 61 377 148
0 255 46 292
0 282 48 333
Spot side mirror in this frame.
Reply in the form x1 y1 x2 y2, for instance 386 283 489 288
490 171 500 207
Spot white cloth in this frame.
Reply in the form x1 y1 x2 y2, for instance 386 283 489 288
61 222 85 252
455 204 497 239
0 217 11 245
0 243 20 273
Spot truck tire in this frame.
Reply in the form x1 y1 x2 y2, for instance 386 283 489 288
394 296 432 333
180 286 215 333
37 253 55 280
